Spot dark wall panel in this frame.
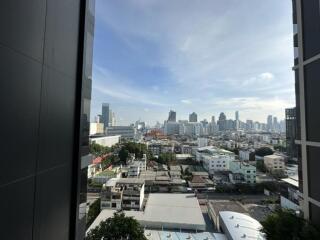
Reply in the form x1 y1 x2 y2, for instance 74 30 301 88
0 178 35 240
0 46 42 186
0 0 46 61
304 59 320 142
37 67 76 171
44 0 80 78
309 203 320 228
33 166 72 240
307 146 320 202
302 0 320 60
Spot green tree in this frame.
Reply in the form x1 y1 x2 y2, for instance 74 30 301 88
261 208 320 240
86 212 147 240
86 198 101 229
90 142 111 157
119 147 129 164
256 160 267 172
255 147 274 157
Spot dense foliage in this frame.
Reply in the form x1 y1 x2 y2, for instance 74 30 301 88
86 212 147 240
261 208 320 240
86 198 101 229
255 147 274 157
90 142 111 157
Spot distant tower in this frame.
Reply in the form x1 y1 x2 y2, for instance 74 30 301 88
235 111 239 121
167 110 176 122
267 115 273 131
217 112 227 131
189 112 198 122
102 103 110 128
211 116 216 124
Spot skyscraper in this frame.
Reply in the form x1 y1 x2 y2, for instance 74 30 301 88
167 110 176 122
102 103 110 128
235 111 239 121
189 112 198 122
267 115 273 131
211 116 216 124
292 0 320 225
0 0 95 239
217 112 227 131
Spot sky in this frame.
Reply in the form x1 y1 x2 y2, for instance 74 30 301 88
91 0 295 126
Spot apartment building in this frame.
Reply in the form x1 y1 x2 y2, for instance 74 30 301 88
196 147 235 174
229 161 256 184
101 178 145 211
264 155 285 173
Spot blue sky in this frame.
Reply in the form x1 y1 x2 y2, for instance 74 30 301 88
91 0 295 126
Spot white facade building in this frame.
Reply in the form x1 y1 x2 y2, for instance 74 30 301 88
264 155 285 173
90 122 104 135
89 135 120 147
197 138 208 148
196 147 235 174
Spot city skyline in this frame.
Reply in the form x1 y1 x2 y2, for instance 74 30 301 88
96 103 284 127
91 0 295 125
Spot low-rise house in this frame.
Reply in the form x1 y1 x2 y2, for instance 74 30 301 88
264 155 285 173
100 178 145 211
239 148 255 161
229 161 256 184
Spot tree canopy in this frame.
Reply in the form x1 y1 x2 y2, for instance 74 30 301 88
255 147 274 157
261 208 320 240
86 198 101 229
90 142 111 157
86 212 146 240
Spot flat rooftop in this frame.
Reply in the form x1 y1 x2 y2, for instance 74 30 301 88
144 230 227 240
116 178 145 185
208 200 248 215
87 194 206 233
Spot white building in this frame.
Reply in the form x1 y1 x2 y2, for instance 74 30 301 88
239 149 255 161
196 147 235 174
197 137 208 147
89 122 104 135
229 161 256 184
89 135 120 147
89 194 206 234
264 155 285 173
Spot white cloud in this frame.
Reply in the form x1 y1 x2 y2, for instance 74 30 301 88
259 72 274 80
181 99 192 104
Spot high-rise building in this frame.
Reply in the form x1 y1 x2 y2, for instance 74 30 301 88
273 116 278 132
235 111 239 121
102 103 110 128
189 112 198 122
167 110 176 122
0 1 95 239
217 112 227 131
286 108 297 161
292 0 320 225
267 115 273 131
211 116 216 124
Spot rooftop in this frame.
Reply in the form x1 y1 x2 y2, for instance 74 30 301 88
87 194 206 232
208 200 248 215
219 211 265 240
116 178 145 185
144 230 227 240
